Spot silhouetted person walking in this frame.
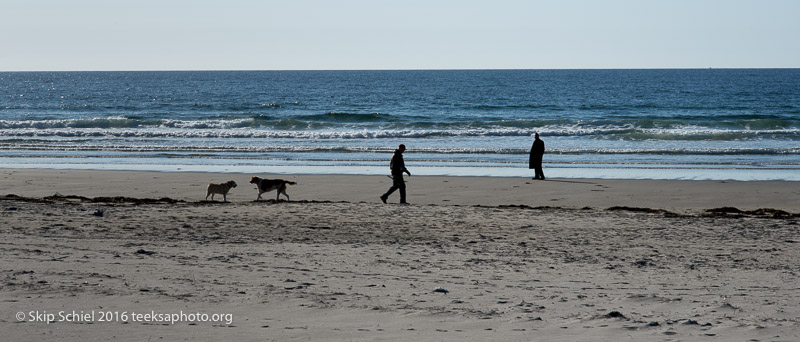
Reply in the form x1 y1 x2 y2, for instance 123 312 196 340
380 144 411 204
529 133 545 180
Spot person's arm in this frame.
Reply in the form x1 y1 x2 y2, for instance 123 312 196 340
401 155 411 175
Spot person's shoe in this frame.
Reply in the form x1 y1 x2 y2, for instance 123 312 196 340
380 195 388 204
399 201 409 205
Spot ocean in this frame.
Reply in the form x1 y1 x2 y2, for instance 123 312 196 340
1 69 798 180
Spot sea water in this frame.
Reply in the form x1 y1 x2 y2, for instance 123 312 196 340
1 69 798 180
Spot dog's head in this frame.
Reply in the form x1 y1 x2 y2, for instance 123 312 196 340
226 180 237 188
249 176 260 184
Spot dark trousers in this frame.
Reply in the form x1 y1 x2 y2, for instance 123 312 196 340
533 161 545 180
383 172 406 202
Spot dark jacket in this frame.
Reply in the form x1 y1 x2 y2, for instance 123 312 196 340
390 149 408 174
529 139 545 169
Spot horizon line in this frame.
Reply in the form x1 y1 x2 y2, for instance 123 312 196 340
3 67 800 73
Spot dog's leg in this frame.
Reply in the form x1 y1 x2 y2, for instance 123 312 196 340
276 184 286 201
223 193 227 202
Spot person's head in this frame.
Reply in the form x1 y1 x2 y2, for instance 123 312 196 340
398 144 406 152
534 133 540 139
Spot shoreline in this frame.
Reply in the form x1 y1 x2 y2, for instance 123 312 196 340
1 168 798 213
2 163 799 182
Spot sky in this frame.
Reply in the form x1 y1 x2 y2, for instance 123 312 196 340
2 0 799 71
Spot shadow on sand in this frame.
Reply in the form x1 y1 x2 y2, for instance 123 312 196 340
532 179 598 185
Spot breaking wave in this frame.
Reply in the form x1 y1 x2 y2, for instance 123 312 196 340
0 116 798 141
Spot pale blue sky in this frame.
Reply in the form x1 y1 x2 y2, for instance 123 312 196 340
2 0 798 71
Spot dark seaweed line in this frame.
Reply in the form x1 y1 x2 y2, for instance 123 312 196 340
2 194 797 220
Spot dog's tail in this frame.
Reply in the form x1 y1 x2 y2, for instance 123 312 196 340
286 181 297 185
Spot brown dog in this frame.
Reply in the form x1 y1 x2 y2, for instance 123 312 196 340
206 180 237 202
250 176 296 201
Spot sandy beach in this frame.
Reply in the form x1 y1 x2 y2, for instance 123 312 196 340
2 169 799 341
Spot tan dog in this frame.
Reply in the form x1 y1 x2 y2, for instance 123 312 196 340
205 180 237 202
250 176 296 201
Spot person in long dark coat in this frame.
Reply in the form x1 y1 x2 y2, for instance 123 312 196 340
529 133 545 180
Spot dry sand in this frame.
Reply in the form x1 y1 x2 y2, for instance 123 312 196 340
1 169 799 341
